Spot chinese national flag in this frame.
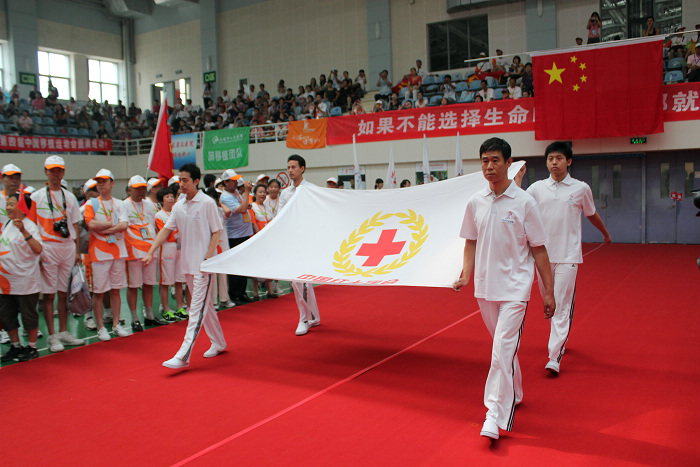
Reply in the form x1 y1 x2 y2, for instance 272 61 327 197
533 37 664 140
147 96 174 179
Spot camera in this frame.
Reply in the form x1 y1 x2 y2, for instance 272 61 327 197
53 219 70 238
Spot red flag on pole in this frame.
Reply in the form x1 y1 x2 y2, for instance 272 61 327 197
532 37 664 140
17 184 30 217
147 96 174 179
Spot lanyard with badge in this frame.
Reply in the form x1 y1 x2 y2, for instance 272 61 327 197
99 197 117 244
46 186 71 238
130 199 151 240
234 191 251 223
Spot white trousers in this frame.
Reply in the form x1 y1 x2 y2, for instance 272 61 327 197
291 282 319 323
478 299 527 432
175 272 227 363
211 273 230 303
537 263 578 363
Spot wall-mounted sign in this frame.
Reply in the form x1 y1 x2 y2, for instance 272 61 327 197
204 71 216 83
18 72 37 86
630 137 647 144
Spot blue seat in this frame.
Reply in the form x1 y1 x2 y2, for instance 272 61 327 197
78 128 90 136
244 108 254 118
0 123 6 133
664 70 684 84
451 72 463 82
667 57 683 71
43 116 56 126
494 91 503 100
89 120 99 130
131 129 141 138
429 95 443 106
43 126 56 135
0 114 6 123
67 127 78 135
468 80 482 90
435 74 446 83
32 116 42 125
455 81 470 92
423 84 439 97
43 107 54 117
458 91 474 103
422 76 435 85
330 106 343 117
486 76 499 87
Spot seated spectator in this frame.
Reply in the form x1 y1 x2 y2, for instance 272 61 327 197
319 74 327 90
668 27 687 59
576 37 583 45
18 110 33 135
375 69 393 101
277 80 286 97
522 90 532 98
315 96 329 118
521 63 534 94
32 92 46 115
244 85 256 103
355 69 367 96
441 75 456 103
416 59 429 79
373 100 384 113
507 55 525 79
53 104 68 126
506 77 522 99
492 49 508 72
686 45 700 82
128 102 139 120
45 92 58 109
474 95 484 103
284 88 296 107
440 97 449 106
352 100 366 115
115 100 127 119
501 89 510 100
477 80 495 102
388 93 400 111
475 52 491 73
329 69 342 89
335 79 355 112
96 123 110 139
304 85 316 99
66 97 78 116
310 77 319 94
0 193 42 363
5 101 19 125
642 15 659 37
415 91 428 108
402 100 414 110
403 67 422 101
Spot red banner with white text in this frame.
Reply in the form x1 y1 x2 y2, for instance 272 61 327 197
0 135 112 152
326 99 535 145
662 82 700 122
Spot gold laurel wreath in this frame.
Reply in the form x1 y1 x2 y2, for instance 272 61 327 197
332 210 428 277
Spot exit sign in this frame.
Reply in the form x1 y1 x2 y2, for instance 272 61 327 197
203 71 216 83
630 137 647 144
18 72 37 86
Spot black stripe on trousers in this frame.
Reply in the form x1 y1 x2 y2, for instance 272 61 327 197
556 283 576 363
507 302 528 432
182 274 213 362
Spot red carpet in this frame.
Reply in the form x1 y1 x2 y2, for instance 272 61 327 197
2 244 699 466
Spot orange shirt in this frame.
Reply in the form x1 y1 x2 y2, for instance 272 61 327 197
30 187 81 244
119 198 157 260
84 196 127 262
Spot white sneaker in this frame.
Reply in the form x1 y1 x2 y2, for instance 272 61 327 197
308 317 320 328
480 419 499 440
114 324 130 338
217 300 235 311
203 345 226 358
97 327 111 341
295 321 310 336
47 334 65 352
545 360 560 374
0 330 9 344
103 309 113 324
58 331 85 346
163 357 189 369
84 316 97 330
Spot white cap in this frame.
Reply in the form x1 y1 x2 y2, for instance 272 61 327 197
94 168 114 180
237 178 245 187
168 175 180 186
256 173 270 183
83 179 97 192
128 175 148 188
326 176 338 184
44 155 65 169
214 177 223 187
24 186 36 194
1 163 22 176
147 177 162 191
221 169 242 181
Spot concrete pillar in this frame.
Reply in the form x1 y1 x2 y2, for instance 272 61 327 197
366 0 392 91
526 0 557 52
6 0 38 97
199 0 218 101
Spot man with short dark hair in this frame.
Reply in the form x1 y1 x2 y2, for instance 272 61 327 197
524 141 611 375
279 155 321 336
453 137 555 440
144 163 227 369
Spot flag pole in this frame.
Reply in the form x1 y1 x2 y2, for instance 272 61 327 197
455 132 464 177
386 143 397 189
353 134 362 190
422 134 430 184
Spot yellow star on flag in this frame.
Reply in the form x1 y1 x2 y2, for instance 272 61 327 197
579 63 587 71
581 75 587 83
544 62 566 84
570 56 578 63
573 84 580 91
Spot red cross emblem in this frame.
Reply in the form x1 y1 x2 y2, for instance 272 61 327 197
356 229 406 267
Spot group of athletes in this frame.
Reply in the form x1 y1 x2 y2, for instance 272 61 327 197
0 137 610 440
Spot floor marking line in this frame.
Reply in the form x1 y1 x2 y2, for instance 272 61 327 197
171 309 482 467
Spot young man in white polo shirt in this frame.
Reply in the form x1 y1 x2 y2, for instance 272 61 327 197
30 155 85 352
525 141 611 375
453 137 555 441
143 163 227 369
278 154 321 336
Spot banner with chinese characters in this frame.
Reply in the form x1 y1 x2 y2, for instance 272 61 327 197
662 82 700 122
202 127 249 170
202 161 524 287
0 135 112 152
286 118 327 149
326 100 535 145
171 133 197 170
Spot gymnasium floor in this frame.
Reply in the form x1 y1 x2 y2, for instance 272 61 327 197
1 243 699 466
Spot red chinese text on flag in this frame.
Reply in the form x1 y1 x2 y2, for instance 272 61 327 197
532 37 664 140
147 96 174 179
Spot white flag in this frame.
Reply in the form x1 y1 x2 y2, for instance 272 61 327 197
455 133 464 177
353 134 362 190
386 143 397 189
202 162 525 288
422 134 430 184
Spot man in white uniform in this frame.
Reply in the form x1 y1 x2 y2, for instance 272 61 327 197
278 154 321 336
144 163 227 369
525 141 611 375
453 137 555 441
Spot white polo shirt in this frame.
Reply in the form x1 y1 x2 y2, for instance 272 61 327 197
278 178 316 211
460 181 548 301
0 218 42 295
164 190 223 275
527 174 596 264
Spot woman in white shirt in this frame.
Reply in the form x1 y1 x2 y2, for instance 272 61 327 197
250 185 276 299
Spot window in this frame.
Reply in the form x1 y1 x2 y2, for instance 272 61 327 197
38 51 70 98
601 0 683 41
175 78 191 106
428 16 488 72
0 45 4 90
88 59 119 104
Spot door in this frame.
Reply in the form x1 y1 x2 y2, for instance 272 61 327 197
646 151 700 244
572 155 643 243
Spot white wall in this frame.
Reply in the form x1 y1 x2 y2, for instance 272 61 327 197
556 0 598 48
